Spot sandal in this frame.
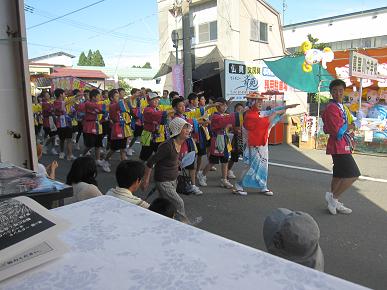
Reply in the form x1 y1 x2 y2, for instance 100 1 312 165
232 188 248 196
258 190 274 196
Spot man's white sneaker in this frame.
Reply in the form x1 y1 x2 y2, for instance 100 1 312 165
227 170 236 179
336 202 352 214
259 190 274 196
325 192 337 215
210 166 217 171
191 185 203 195
59 152 65 159
220 178 234 189
102 160 111 173
197 171 207 187
51 148 58 155
233 183 248 195
126 148 134 156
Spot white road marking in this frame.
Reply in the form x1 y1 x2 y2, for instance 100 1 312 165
268 162 387 183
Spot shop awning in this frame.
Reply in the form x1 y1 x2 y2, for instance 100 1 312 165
154 47 225 80
264 55 334 93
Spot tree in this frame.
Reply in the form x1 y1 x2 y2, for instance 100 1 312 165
142 62 152 69
307 34 329 51
291 34 331 56
86 49 93 66
118 78 131 91
92 50 105 66
78 52 87 66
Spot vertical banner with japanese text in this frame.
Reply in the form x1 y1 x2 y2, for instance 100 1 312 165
172 64 184 96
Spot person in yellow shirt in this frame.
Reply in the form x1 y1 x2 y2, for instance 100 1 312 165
32 95 43 141
126 88 148 156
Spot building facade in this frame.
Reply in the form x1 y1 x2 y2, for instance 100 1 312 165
29 51 75 67
157 0 286 92
283 6 387 53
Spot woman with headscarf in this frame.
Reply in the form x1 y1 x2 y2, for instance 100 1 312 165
233 92 298 196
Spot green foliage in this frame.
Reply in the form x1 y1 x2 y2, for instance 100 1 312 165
132 62 152 69
92 50 105 66
78 50 105 66
118 78 132 92
77 52 87 66
307 34 330 51
86 49 93 66
105 78 132 91
142 62 152 69
291 34 331 56
309 93 331 104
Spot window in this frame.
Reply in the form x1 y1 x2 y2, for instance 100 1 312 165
260 22 268 42
198 21 217 43
251 19 268 42
363 38 372 48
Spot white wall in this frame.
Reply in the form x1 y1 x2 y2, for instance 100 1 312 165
124 78 163 94
31 54 74 67
0 0 37 169
238 0 285 61
284 10 387 48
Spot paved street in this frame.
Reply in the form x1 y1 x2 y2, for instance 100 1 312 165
42 143 387 290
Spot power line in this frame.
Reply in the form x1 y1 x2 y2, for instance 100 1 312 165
27 0 106 30
26 6 157 42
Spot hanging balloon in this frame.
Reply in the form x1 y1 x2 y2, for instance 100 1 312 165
299 40 334 73
302 62 312 73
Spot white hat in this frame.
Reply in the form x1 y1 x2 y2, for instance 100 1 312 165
169 117 192 138
263 208 324 271
148 92 160 100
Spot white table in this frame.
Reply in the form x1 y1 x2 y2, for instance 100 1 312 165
1 196 369 290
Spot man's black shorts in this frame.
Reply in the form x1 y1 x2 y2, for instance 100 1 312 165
57 127 72 141
332 154 361 178
84 133 103 148
133 125 144 138
43 127 57 137
209 154 229 164
139 142 159 161
110 138 128 151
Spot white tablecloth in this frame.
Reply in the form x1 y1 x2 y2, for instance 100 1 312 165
1 196 368 290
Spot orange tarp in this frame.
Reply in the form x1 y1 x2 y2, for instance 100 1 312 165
326 47 387 89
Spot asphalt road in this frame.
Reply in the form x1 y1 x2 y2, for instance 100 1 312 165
41 142 387 290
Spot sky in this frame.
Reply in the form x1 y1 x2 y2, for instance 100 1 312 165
25 0 386 69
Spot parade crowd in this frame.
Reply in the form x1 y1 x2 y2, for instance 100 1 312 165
31 79 360 272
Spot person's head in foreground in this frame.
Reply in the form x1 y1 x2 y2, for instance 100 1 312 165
263 208 324 271
149 197 177 219
116 160 145 192
329 79 346 104
66 156 98 186
169 117 192 140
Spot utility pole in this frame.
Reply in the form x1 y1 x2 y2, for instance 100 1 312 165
171 0 181 65
182 0 192 96
282 0 287 26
